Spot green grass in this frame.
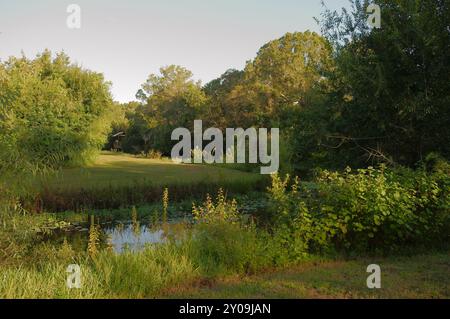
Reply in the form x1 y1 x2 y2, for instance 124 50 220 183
0 244 198 299
31 152 266 212
162 253 450 299
2 246 448 298
42 152 262 190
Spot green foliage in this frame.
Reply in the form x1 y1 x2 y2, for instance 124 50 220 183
311 0 450 168
268 166 450 253
1 2 449 299
87 215 101 257
1 176 448 298
192 188 239 224
201 69 245 129
0 233 197 298
189 222 264 276
0 50 115 194
245 31 334 122
189 189 264 275
0 203 72 263
202 32 333 130
127 65 207 155
92 243 197 297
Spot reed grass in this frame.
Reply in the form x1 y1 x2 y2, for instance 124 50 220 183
0 245 198 299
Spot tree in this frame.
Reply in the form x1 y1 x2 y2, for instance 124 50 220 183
202 69 245 129
315 0 450 167
132 65 207 154
104 101 140 151
242 31 334 126
0 50 115 192
198 32 334 173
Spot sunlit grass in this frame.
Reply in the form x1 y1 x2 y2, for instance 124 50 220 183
31 152 266 211
41 152 262 191
162 253 450 299
2 248 448 299
0 242 198 299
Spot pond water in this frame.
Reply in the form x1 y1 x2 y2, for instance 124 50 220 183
105 224 166 253
45 218 190 253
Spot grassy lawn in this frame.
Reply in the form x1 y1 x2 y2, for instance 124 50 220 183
162 252 450 299
40 152 262 191
32 152 265 211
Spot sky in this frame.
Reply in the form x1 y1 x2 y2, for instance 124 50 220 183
0 0 350 103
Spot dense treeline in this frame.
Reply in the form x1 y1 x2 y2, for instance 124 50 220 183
114 30 333 169
312 0 450 170
113 0 449 175
1 0 449 184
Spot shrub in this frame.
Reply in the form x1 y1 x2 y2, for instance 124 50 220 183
0 51 114 174
0 203 73 263
192 188 239 224
268 166 450 253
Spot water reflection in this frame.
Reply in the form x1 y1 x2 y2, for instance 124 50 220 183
46 219 188 254
105 224 166 253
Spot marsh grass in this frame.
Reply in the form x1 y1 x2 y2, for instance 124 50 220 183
34 177 266 212
0 243 199 299
1 214 449 299
0 262 105 299
0 206 199 299
93 243 198 298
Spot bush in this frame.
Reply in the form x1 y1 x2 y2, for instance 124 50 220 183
0 51 114 171
268 166 450 253
0 51 115 198
192 188 239 224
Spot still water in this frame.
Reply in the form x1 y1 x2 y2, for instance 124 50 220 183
46 218 189 253
105 223 167 252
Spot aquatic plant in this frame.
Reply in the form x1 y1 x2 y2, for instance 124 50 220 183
162 188 169 224
192 188 239 224
87 215 101 257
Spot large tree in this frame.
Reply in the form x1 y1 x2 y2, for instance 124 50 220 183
132 65 207 154
202 69 245 129
199 32 334 172
314 0 450 167
203 31 333 129
244 31 334 121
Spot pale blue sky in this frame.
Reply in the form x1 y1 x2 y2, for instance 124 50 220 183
0 0 349 102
